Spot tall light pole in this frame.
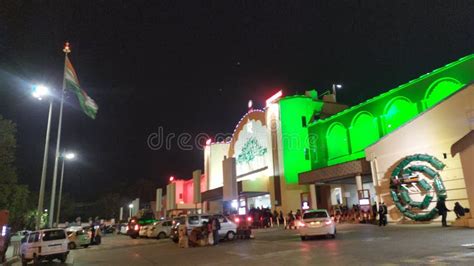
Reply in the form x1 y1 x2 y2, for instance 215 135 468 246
55 150 75 225
33 85 53 230
128 204 134 219
332 84 343 102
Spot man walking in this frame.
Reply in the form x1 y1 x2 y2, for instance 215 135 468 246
436 198 450 227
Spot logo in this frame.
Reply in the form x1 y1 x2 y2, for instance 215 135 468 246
390 154 446 221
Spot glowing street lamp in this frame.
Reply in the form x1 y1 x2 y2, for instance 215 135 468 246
332 84 343 102
65 153 76 160
33 84 54 230
128 204 134 218
55 150 76 225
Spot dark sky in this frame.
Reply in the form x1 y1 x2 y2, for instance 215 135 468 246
1 1 474 202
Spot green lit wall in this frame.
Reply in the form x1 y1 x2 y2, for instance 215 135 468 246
308 54 474 170
279 96 323 184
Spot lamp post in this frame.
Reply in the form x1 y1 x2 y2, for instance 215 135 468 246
33 85 53 230
55 150 76 225
128 204 134 219
332 84 343 102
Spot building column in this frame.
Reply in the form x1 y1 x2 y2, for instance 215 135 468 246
310 184 317 209
355 175 363 191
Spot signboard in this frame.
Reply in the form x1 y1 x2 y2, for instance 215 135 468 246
234 120 270 176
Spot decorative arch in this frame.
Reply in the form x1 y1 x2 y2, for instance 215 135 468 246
424 77 463 108
349 111 379 152
326 122 349 159
383 96 418 134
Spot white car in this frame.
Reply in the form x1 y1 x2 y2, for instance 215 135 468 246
138 225 150 238
20 229 69 265
147 220 172 239
170 214 237 242
298 209 336 240
119 223 128 235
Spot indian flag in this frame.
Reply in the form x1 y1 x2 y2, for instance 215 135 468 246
64 56 98 119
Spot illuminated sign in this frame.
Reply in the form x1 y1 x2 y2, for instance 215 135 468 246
265 90 283 106
234 120 270 176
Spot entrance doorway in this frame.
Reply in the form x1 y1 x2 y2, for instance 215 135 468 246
316 185 331 210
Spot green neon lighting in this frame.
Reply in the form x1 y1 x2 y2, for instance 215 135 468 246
307 53 474 171
383 97 418 133
349 112 379 152
280 96 323 184
425 78 463 108
327 123 349 159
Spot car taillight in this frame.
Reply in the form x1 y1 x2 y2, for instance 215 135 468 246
234 217 240 223
134 224 139 231
247 217 252 222
325 219 332 225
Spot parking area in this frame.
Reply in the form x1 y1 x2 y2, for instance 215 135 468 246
29 224 472 265
10 224 474 265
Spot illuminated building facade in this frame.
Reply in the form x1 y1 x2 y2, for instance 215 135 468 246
299 54 474 225
201 91 346 214
196 54 474 225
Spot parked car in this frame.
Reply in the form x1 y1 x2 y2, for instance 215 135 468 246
298 209 336 240
170 214 237 243
20 229 69 265
147 220 172 239
118 223 128 235
138 225 150 238
66 228 90 249
127 217 157 239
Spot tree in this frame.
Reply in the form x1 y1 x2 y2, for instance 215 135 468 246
237 137 267 164
0 115 30 229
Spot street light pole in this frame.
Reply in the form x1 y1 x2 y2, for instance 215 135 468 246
129 204 133 219
332 83 342 102
36 99 53 230
55 151 75 225
55 151 66 226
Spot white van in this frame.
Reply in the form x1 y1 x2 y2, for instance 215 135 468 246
170 214 237 242
20 229 69 265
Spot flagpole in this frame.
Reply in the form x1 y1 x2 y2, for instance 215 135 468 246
48 42 70 228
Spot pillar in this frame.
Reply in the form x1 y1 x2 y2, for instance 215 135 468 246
355 175 363 191
310 184 317 209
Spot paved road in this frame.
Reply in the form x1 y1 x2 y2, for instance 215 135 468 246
18 224 474 265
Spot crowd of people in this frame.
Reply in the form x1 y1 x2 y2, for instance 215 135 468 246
179 215 221 248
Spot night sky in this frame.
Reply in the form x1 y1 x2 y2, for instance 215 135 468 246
1 1 474 202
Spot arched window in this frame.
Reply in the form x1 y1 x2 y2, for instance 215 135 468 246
383 97 418 134
326 123 349 159
349 112 379 152
425 78 463 108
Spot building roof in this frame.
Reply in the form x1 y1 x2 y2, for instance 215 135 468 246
309 54 474 126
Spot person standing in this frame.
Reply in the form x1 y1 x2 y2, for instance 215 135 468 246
382 202 388 226
436 198 450 227
378 202 387 227
273 210 279 227
211 216 220 245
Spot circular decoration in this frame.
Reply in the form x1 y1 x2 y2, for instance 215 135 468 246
390 154 446 221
